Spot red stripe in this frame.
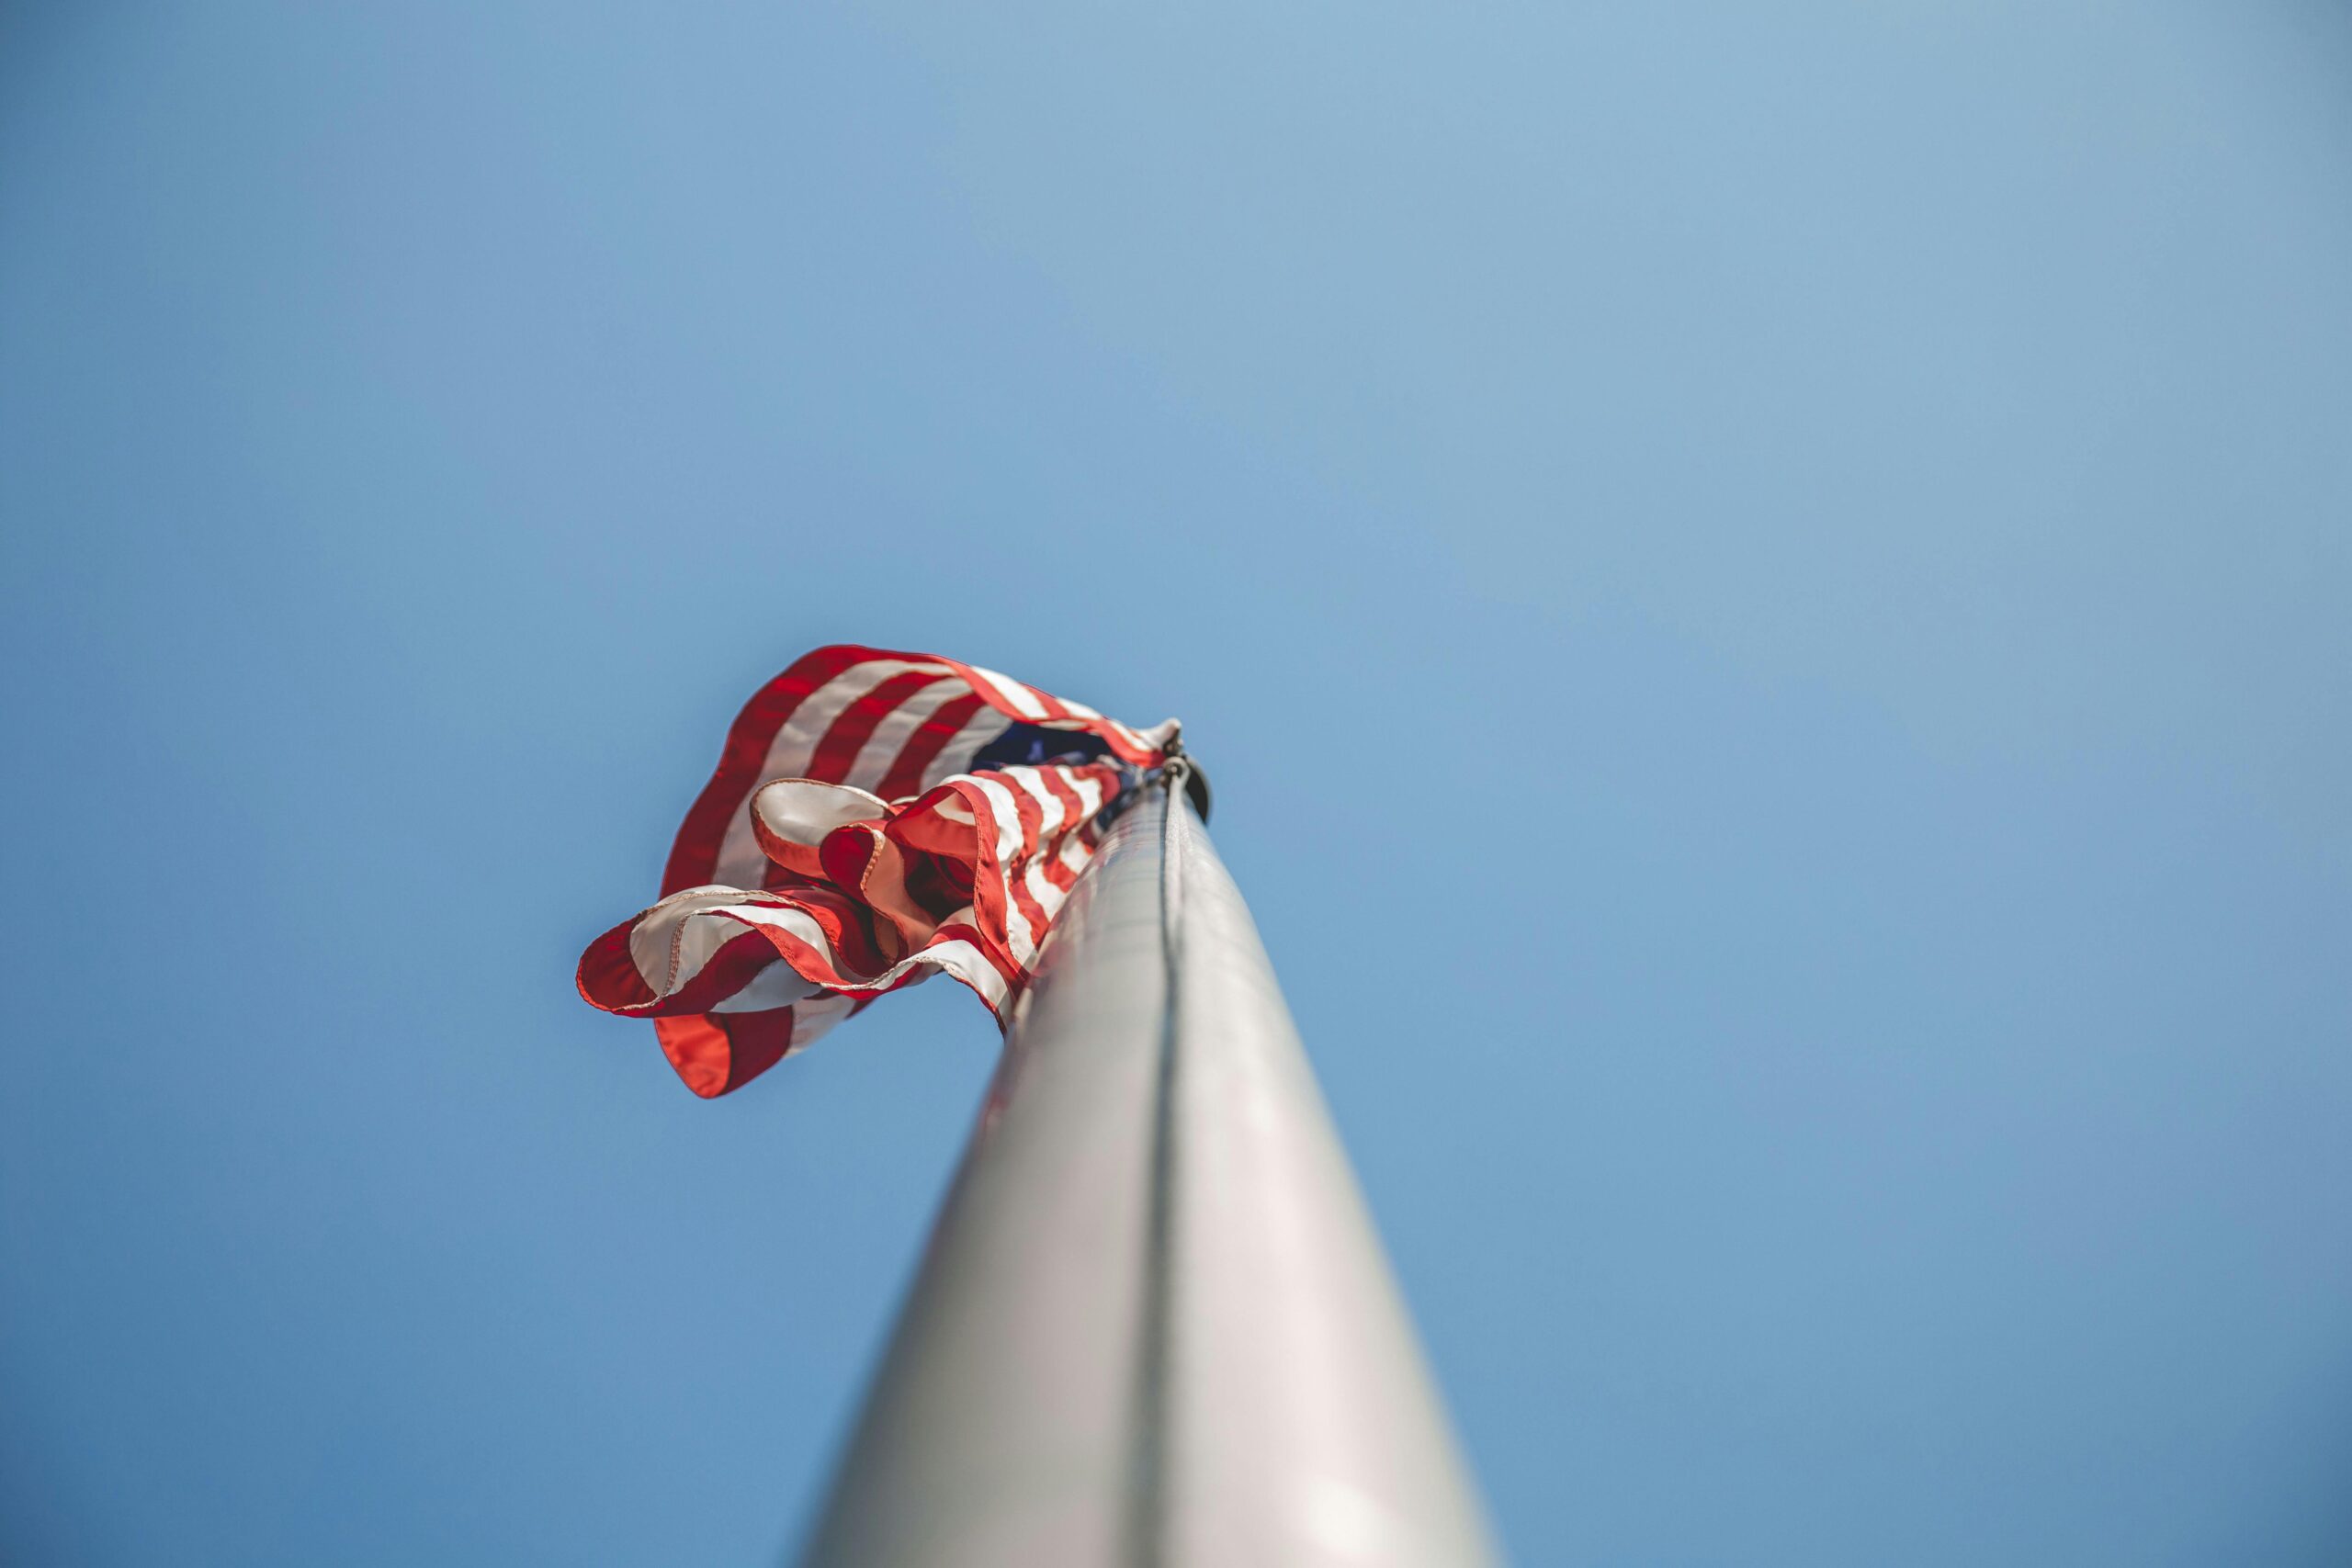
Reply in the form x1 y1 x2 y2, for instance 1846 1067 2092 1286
782 885 892 980
646 932 793 1016
931 919 1024 994
661 646 876 896
655 1009 797 1099
763 857 820 893
804 669 943 787
945 784 1015 976
576 919 655 1010
1036 769 1090 892
1038 764 1087 819
876 692 984 799
579 913 811 1020
727 891 893 991
718 1010 800 1091
926 655 1167 767
1038 847 1083 895
998 775 1054 944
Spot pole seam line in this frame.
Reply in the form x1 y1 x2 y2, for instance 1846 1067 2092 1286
1126 766 1186 1568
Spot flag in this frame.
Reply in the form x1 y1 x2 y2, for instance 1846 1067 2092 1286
576 645 1180 1097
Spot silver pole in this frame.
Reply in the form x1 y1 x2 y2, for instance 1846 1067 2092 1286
797 783 1498 1568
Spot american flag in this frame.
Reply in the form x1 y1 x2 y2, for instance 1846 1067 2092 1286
576 645 1179 1097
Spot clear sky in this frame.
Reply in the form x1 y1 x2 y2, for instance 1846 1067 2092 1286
5 5 2349 1564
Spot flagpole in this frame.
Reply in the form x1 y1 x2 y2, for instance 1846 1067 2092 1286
796 777 1498 1567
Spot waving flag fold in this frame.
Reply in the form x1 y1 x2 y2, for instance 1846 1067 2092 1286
577 645 1179 1096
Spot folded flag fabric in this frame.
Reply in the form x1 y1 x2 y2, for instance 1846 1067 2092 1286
577 645 1180 1097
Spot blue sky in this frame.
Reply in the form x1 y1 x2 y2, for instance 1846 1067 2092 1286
4 4 2348 1563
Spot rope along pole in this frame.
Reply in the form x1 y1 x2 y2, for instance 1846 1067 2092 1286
1125 760 1189 1568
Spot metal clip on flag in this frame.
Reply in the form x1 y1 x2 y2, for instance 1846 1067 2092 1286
578 647 1497 1567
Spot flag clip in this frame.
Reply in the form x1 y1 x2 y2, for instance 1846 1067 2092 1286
1160 741 1211 824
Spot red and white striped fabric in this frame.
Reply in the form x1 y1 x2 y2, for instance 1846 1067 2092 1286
577 646 1179 1097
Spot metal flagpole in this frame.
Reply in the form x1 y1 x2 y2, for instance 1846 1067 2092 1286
796 772 1498 1568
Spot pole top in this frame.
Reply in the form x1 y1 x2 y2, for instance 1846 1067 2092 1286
1162 746 1212 824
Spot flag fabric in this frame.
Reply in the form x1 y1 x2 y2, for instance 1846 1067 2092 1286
576 645 1180 1097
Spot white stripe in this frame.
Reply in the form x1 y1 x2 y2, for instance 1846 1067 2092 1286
751 779 890 849
788 992 857 1045
1009 769 1073 940
1008 766 1068 838
912 938 1011 1009
708 960 823 1013
1067 767 1104 818
1112 717 1178 754
714 900 843 970
631 886 770 993
967 775 1035 963
714 659 950 886
720 901 1007 1007
1024 862 1069 930
967 775 1027 866
842 675 967 795
966 664 1049 719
